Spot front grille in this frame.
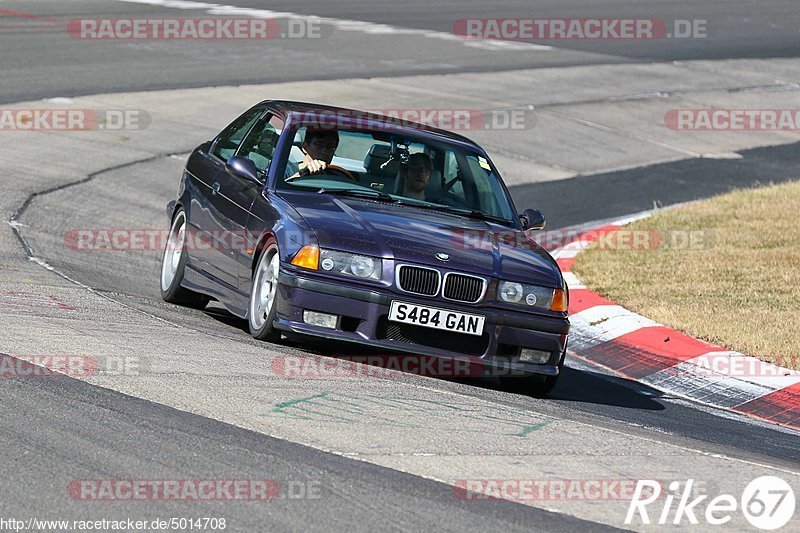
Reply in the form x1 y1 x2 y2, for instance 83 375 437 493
443 273 485 303
376 317 489 356
397 265 440 296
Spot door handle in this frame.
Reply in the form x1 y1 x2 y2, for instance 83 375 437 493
211 182 220 195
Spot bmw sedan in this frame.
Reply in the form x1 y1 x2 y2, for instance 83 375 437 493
160 101 569 395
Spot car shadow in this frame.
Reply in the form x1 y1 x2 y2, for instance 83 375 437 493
458 354 666 409
200 305 667 411
455 364 667 411
202 304 251 334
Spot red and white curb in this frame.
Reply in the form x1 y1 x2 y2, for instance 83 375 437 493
551 214 800 431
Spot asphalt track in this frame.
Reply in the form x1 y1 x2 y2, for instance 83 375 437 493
17 147 800 461
2 1 800 531
1 0 799 103
2 360 614 533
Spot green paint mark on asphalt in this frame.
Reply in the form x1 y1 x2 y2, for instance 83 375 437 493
262 391 555 438
515 420 555 437
273 392 331 410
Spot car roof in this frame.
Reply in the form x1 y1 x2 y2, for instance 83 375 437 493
257 100 484 149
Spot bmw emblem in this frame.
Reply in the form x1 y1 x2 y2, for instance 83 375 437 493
435 252 450 262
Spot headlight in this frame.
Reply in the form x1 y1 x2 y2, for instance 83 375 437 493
319 249 381 281
499 280 566 312
499 282 523 303
350 255 376 278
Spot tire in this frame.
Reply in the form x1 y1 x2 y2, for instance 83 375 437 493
160 209 209 309
500 348 565 397
248 244 282 342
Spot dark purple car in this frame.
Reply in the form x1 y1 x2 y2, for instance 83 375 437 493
161 101 569 395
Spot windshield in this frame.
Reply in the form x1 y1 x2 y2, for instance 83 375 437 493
275 127 518 224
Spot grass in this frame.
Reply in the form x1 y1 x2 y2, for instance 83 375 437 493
572 180 800 369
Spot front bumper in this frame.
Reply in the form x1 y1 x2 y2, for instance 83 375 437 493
274 268 570 378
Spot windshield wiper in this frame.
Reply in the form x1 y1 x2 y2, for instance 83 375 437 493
317 189 513 225
318 188 397 202
422 204 514 225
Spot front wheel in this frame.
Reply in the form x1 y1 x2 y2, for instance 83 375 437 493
248 245 282 342
160 209 209 309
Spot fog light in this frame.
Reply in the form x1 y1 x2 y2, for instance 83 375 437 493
520 349 551 364
303 310 338 329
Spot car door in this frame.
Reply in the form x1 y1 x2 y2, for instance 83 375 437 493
189 107 263 287
226 112 286 294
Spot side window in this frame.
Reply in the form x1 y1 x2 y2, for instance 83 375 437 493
467 156 499 215
211 108 263 162
443 150 464 198
238 114 285 175
444 151 457 181
466 155 515 219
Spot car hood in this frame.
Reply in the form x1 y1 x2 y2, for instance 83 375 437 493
278 191 563 287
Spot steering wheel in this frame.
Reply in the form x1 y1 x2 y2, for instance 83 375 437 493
293 163 358 182
324 164 358 182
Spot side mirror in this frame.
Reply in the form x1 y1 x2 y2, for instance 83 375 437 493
520 208 546 230
226 156 262 185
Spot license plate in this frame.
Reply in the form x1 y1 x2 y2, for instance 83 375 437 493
388 301 485 336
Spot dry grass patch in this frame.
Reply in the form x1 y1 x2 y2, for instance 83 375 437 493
572 180 800 368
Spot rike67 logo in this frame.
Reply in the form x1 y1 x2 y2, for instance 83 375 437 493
626 476 795 530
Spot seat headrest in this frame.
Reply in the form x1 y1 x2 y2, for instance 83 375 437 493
364 144 398 176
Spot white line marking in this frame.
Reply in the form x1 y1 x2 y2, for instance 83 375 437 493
702 151 743 160
560 239 593 251
116 0 552 51
570 349 800 437
606 212 651 226
561 271 585 289
45 97 75 104
552 248 580 259
670 351 800 390
570 304 659 349
642 362 776 408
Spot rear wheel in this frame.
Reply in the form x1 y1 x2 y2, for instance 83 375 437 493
248 245 282 342
160 209 209 309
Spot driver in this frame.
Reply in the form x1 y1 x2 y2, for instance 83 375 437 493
286 128 340 180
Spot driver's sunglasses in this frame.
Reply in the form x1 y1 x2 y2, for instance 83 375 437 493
308 140 338 151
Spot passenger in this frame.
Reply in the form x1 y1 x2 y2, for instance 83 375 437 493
247 128 279 172
400 153 433 200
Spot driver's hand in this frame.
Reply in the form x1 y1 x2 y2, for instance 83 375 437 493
299 159 328 176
